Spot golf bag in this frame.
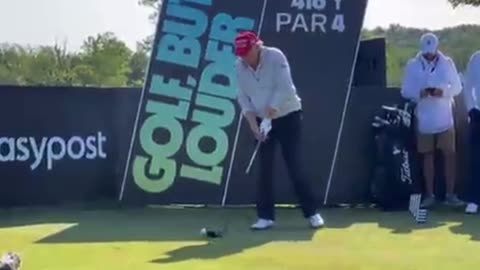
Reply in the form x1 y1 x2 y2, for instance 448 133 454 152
370 101 421 211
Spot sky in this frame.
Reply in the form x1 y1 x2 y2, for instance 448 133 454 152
0 0 479 51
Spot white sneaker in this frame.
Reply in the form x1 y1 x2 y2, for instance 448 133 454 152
465 203 478 214
308 213 325 229
250 219 274 230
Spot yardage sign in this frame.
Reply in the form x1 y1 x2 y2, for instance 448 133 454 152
277 0 345 33
221 0 368 205
120 0 368 205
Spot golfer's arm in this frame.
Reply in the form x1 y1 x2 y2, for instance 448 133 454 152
236 84 258 129
236 64 259 128
270 50 295 110
238 95 258 129
244 111 258 130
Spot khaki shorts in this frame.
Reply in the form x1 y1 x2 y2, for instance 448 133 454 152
417 128 456 154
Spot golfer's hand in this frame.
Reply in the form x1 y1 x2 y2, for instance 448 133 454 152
266 107 278 119
251 124 266 142
432 88 444 97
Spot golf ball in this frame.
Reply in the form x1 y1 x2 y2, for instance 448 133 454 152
200 228 207 235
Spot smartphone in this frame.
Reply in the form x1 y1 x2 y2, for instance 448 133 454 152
425 87 436 95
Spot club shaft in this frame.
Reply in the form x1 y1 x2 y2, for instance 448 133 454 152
246 141 261 174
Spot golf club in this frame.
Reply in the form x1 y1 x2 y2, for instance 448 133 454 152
245 140 262 174
245 118 271 174
200 119 271 239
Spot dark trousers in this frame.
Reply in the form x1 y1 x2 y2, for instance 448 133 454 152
468 116 480 204
256 110 318 220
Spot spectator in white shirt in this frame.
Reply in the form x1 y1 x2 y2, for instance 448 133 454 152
234 31 324 230
462 51 480 214
401 33 464 208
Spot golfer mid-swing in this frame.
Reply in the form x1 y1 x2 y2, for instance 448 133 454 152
234 31 324 230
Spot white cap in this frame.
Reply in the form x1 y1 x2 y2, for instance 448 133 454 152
420 33 439 54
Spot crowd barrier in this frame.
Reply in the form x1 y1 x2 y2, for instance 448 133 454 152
0 86 138 206
0 85 470 207
0 85 420 207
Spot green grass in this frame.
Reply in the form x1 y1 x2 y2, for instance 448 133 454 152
1 206 480 270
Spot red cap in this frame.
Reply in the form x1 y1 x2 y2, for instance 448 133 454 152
234 31 261 57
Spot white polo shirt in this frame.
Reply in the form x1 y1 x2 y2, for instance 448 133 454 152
401 52 462 134
463 51 480 111
235 46 302 119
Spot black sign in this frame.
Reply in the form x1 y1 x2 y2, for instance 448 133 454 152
119 0 268 204
0 86 139 207
121 0 368 205
226 0 369 205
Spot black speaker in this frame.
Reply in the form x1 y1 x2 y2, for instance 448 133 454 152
353 38 387 87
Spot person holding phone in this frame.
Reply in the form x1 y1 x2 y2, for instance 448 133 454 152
401 33 464 209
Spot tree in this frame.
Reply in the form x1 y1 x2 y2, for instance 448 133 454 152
76 32 133 87
448 0 480 7
27 43 79 85
0 44 30 85
363 24 480 86
139 0 162 23
139 0 162 52
128 42 150 87
0 42 78 86
0 32 139 87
